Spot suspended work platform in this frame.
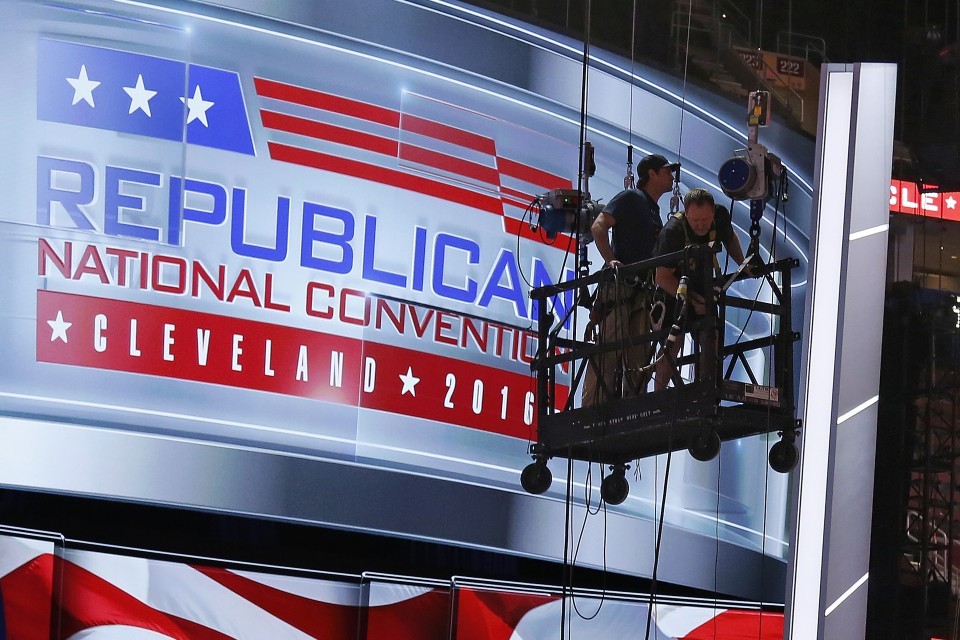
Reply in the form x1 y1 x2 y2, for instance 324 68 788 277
521 248 802 501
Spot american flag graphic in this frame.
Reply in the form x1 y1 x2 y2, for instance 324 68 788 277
35 37 577 249
253 77 576 247
37 39 254 155
0 534 784 640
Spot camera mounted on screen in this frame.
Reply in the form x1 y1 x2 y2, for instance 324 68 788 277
532 188 600 242
717 142 783 201
530 141 599 243
717 90 783 202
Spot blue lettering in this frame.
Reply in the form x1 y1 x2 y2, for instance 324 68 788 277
301 202 354 274
167 177 227 246
413 226 427 292
531 260 576 329
37 156 96 230
478 248 526 318
432 233 478 302
362 215 406 287
104 166 161 241
230 190 289 261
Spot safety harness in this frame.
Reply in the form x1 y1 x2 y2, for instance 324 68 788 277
671 211 720 274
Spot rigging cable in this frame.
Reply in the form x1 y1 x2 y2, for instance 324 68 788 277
570 461 608 622
563 2 594 636
642 1 694 637
562 453 575 640
672 0 693 189
625 0 638 189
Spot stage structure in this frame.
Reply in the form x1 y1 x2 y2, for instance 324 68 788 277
785 62 897 640
522 251 800 503
521 92 801 505
0 0 815 601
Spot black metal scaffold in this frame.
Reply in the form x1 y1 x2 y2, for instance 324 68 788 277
521 245 801 501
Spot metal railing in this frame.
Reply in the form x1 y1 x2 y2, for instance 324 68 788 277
776 30 829 65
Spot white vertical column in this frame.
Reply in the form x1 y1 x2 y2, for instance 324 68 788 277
785 63 897 640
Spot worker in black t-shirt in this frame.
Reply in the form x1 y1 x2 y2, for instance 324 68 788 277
652 188 749 391
581 153 677 406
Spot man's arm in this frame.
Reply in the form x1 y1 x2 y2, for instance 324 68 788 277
655 265 681 297
726 230 747 265
591 211 620 268
656 225 707 314
657 262 707 315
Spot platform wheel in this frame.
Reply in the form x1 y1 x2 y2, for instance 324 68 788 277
600 466 630 505
521 461 552 494
769 439 799 473
689 430 721 462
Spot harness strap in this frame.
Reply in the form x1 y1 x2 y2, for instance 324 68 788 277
672 211 720 274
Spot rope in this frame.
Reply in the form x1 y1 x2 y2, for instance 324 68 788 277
628 0 638 152
562 3 594 637
561 453 574 640
673 0 694 169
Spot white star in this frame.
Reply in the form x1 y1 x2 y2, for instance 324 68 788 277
399 366 421 397
66 65 100 107
180 85 215 127
47 310 72 343
946 195 957 209
123 74 158 116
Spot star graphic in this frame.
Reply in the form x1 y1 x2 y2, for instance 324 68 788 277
66 64 100 107
946 195 957 210
123 74 158 116
180 85 214 127
399 366 421 397
47 310 72 344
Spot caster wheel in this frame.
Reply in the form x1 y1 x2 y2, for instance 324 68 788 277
521 462 552 494
769 439 799 473
600 468 629 505
689 430 721 462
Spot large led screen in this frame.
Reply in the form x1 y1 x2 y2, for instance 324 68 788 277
0 0 815 599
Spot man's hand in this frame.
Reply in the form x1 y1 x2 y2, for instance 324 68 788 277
584 318 599 342
584 306 604 341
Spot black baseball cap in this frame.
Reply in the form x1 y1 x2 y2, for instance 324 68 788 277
637 153 679 174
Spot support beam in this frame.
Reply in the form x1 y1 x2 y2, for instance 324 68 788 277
785 63 897 640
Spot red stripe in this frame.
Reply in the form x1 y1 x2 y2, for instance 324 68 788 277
192 566 359 639
502 197 534 211
261 110 398 156
256 78 495 156
401 113 496 155
497 156 572 190
38 290 363 406
398 142 501 187
1 554 55 640
454 588 557 640
255 78 574 252
500 185 535 203
270 142 574 253
56 559 233 640
359 341 549 440
254 77 399 127
364 589 451 640
682 609 784 639
269 141 504 215
36 291 568 439
261 112 501 189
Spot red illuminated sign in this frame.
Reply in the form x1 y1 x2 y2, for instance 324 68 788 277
890 179 960 221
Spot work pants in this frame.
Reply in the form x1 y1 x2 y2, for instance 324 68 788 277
581 287 652 407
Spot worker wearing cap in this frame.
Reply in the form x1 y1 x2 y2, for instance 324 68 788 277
581 153 678 407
